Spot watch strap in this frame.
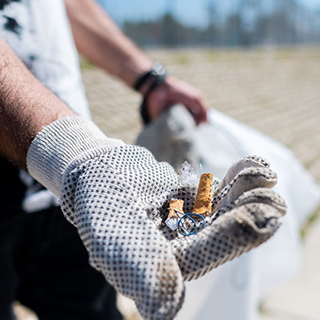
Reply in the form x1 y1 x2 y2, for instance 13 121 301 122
134 62 167 92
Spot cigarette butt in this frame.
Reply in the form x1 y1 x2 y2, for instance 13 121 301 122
168 199 184 219
192 173 213 217
166 199 184 230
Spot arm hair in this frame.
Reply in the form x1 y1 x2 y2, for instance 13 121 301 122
0 38 75 170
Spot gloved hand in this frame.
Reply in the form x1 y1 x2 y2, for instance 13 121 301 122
27 117 286 320
165 156 287 281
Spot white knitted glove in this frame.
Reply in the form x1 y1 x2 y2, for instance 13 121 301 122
27 117 286 320
164 156 287 281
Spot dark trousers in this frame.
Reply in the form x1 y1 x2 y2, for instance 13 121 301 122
0 206 123 320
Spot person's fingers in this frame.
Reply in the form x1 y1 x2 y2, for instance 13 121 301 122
218 155 270 192
232 188 287 215
212 166 278 213
210 188 287 223
170 202 284 281
146 76 208 125
171 82 208 125
185 103 208 125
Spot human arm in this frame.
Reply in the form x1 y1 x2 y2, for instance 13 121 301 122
0 37 75 170
64 0 208 124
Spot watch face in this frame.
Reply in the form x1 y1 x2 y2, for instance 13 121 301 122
152 62 166 76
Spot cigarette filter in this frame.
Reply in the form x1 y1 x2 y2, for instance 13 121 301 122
192 173 213 217
165 199 184 230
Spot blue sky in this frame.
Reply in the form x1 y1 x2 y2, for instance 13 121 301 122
98 0 320 28
99 0 230 27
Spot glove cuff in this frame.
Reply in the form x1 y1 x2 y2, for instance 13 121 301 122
27 116 124 197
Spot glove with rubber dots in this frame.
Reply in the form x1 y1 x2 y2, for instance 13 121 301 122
163 156 287 281
27 116 286 320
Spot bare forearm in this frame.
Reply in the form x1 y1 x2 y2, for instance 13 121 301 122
64 0 153 88
0 38 75 170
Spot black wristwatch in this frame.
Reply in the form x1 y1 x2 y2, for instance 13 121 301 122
134 62 168 125
134 62 167 92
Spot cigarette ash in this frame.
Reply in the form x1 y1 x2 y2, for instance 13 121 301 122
178 161 200 187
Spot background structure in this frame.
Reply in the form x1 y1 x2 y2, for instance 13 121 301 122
100 0 320 48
